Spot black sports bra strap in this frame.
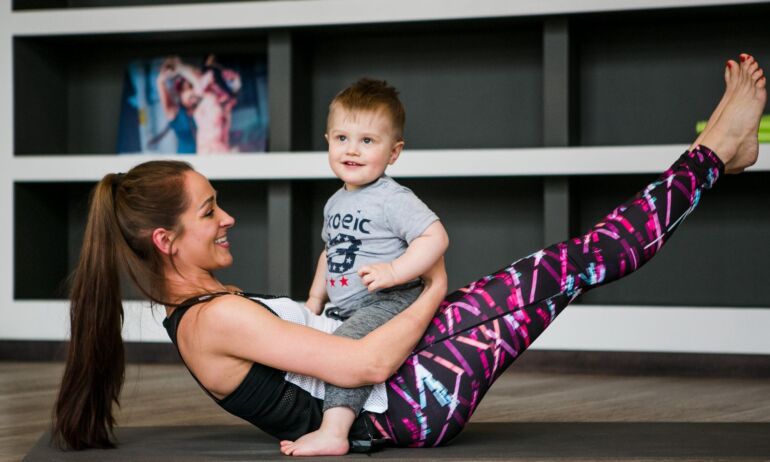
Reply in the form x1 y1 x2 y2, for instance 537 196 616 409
175 291 286 315
176 291 239 310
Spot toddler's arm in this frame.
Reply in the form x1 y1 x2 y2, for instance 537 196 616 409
306 250 328 315
359 221 448 292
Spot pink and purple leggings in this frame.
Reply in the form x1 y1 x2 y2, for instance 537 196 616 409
369 146 724 446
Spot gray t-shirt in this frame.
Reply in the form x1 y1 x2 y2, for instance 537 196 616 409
322 175 439 308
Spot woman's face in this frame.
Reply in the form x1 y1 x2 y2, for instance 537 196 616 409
171 170 235 275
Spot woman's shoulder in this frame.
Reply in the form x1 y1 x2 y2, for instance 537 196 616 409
199 293 304 326
196 294 263 324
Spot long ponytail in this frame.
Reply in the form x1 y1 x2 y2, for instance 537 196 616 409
53 161 192 449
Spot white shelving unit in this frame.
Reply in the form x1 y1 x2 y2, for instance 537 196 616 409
3 0 769 354
9 145 770 182
9 0 770 36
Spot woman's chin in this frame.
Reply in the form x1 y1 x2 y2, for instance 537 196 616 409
210 255 234 271
220 256 234 269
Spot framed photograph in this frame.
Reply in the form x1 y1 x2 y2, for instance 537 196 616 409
117 54 268 155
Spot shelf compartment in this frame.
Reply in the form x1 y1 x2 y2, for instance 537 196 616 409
297 20 543 151
575 5 770 146
14 179 270 300
13 31 268 156
573 171 770 307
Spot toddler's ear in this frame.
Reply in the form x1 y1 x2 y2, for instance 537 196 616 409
389 140 405 164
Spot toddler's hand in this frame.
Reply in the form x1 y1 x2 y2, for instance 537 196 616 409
305 297 324 315
358 263 398 292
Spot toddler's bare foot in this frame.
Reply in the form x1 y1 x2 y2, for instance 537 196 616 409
279 429 350 456
698 53 766 173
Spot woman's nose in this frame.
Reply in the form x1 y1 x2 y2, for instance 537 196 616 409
220 210 235 228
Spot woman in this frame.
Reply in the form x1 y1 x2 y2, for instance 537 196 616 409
53 54 764 455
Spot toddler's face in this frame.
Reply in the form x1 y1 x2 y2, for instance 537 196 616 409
326 106 404 190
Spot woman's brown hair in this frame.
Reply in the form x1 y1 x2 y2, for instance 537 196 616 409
52 160 193 450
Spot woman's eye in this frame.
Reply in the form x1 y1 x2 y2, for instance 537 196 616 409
204 209 214 217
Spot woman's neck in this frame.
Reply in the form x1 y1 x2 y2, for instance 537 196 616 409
164 269 228 307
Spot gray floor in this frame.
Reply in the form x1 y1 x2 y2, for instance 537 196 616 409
4 362 770 461
24 423 770 461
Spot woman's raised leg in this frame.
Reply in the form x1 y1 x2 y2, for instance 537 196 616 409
371 55 765 447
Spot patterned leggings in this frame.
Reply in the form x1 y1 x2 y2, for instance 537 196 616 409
369 146 724 447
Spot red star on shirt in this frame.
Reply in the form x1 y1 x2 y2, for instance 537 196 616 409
340 276 349 287
329 278 336 287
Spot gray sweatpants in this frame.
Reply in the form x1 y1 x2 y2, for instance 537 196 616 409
323 283 423 414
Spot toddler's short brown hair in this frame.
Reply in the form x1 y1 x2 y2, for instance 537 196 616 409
328 78 405 140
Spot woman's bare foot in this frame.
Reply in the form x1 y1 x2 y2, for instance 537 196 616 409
698 53 766 173
690 58 738 150
279 428 350 456
732 54 766 173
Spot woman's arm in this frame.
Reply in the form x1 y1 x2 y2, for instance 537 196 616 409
203 257 447 388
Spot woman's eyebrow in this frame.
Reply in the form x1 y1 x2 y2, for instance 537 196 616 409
198 195 215 211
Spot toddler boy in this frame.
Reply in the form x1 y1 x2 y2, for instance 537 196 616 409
284 78 448 456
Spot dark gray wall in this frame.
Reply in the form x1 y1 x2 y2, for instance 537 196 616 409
303 22 543 151
210 181 270 293
576 9 770 146
15 183 71 298
575 172 770 307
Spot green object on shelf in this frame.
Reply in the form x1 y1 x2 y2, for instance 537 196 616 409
696 115 770 142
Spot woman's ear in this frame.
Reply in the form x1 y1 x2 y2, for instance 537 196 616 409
151 228 177 255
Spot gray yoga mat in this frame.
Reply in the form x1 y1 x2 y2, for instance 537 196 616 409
25 422 770 461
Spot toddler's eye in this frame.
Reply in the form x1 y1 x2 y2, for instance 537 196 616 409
363 137 373 144
337 135 347 142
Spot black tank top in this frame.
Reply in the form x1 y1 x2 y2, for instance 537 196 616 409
162 291 377 442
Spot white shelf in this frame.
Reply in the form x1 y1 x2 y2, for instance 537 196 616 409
11 145 770 182
6 299 770 355
8 0 766 36
4 0 769 357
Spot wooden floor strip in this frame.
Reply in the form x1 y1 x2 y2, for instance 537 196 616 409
2 362 769 461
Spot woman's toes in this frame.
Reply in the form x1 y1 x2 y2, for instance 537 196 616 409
740 53 753 65
727 59 740 81
752 67 764 83
758 76 767 89
747 61 759 76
